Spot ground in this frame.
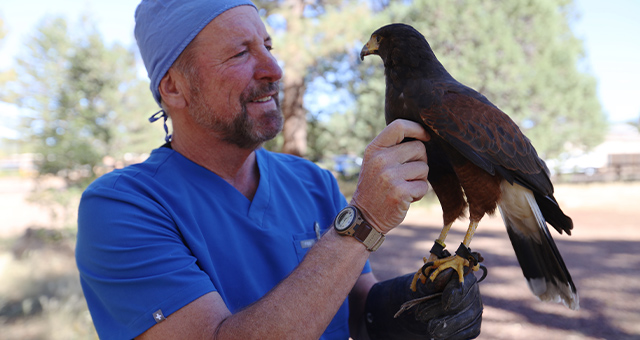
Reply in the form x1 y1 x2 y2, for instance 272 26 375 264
370 182 640 340
1 178 639 339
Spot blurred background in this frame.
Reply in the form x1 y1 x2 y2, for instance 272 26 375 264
0 0 638 339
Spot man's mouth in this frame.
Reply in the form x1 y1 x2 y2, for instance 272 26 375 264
243 82 280 107
252 96 273 103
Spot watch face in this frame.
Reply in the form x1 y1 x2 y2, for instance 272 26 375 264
335 207 356 231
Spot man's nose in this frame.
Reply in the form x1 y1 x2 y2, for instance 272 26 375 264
255 49 283 82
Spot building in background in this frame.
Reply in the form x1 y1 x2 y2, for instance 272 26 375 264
549 123 640 182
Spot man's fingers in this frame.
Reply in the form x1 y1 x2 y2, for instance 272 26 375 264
392 140 428 165
408 180 430 203
397 159 429 182
352 119 431 233
395 161 430 202
372 119 430 147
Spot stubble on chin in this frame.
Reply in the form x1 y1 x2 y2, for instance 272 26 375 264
223 104 283 149
188 82 283 149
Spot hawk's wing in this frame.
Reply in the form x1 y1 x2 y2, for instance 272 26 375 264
403 78 553 196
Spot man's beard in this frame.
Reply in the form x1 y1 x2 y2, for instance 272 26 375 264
188 81 283 149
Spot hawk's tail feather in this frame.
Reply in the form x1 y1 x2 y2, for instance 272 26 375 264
504 220 579 310
534 191 573 236
498 182 579 310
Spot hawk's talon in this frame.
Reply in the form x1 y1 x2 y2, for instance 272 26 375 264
477 264 488 283
410 255 437 291
426 255 470 283
420 261 435 277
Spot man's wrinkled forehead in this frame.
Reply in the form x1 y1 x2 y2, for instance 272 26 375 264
134 0 258 106
197 6 270 51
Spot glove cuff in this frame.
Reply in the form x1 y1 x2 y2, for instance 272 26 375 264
364 273 429 340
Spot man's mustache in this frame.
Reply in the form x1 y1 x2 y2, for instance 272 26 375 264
241 82 280 105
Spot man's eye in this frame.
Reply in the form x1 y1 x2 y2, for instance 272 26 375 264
233 50 248 58
265 45 273 52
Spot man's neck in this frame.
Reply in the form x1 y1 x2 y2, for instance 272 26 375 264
171 132 260 201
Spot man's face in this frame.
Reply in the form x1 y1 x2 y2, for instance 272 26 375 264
181 5 283 149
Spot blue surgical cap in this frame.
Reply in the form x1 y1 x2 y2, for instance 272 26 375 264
134 0 257 106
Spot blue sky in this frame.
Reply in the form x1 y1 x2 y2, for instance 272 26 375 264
0 0 639 127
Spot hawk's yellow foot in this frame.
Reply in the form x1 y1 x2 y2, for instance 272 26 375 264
410 240 452 291
410 256 436 291
410 242 483 291
424 255 471 283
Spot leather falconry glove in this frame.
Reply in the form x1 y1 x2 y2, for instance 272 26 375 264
365 267 483 340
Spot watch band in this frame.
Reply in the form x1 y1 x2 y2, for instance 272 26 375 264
352 217 385 252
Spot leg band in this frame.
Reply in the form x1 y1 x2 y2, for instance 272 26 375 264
455 243 483 267
430 241 451 259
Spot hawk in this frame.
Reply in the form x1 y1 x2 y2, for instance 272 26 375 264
361 23 578 310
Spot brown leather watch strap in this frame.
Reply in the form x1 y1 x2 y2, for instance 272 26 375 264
353 218 385 252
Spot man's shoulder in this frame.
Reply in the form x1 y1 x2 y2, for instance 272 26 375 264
258 149 343 201
84 147 176 193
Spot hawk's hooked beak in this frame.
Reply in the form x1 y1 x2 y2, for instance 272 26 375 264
360 34 381 61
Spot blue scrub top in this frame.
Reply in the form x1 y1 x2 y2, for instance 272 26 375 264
76 147 370 339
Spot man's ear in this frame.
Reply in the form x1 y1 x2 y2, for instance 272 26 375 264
159 68 188 109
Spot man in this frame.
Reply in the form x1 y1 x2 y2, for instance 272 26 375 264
75 1 482 339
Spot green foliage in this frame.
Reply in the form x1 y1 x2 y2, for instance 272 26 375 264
1 15 161 229
279 0 606 161
255 0 389 156
3 16 160 188
303 54 388 160
1 1 607 179
370 0 606 159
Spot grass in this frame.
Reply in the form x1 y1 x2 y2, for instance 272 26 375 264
0 228 98 340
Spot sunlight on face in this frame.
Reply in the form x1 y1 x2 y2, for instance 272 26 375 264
181 5 283 149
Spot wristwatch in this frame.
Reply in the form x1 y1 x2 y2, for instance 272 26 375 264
333 205 385 252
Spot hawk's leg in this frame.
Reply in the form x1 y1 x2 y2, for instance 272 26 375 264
411 220 481 290
410 222 453 291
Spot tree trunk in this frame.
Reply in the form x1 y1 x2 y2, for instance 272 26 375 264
280 0 307 157
281 75 307 157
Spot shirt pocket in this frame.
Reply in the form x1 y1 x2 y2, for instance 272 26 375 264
292 231 320 263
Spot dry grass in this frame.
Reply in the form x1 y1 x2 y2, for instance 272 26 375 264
0 230 98 340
